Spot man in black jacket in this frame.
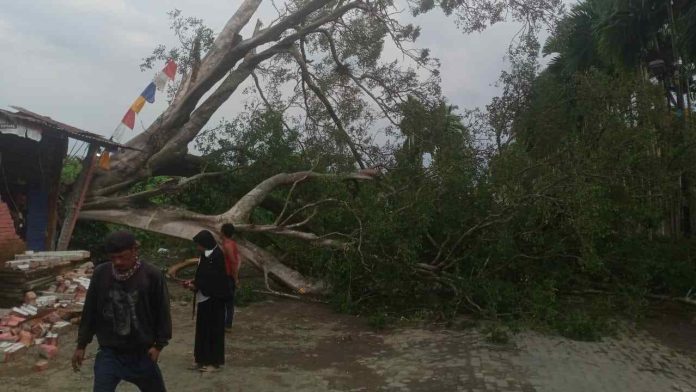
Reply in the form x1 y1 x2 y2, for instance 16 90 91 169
72 231 172 392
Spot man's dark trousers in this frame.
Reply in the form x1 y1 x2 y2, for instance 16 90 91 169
93 347 166 392
225 278 236 329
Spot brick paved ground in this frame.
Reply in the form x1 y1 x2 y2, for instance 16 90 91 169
514 329 696 392
354 326 696 391
1 294 695 391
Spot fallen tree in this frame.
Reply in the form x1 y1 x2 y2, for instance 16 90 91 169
67 0 409 293
65 0 562 295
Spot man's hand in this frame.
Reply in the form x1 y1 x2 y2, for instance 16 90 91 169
234 277 240 288
72 348 85 371
148 347 161 363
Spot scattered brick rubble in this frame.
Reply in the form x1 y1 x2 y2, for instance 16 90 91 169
0 251 93 370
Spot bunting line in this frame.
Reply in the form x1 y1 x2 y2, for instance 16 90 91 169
118 59 177 133
100 59 178 170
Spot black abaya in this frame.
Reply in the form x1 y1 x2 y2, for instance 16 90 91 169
194 298 226 366
192 242 231 367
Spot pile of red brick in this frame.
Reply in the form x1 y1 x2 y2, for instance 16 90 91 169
0 262 93 370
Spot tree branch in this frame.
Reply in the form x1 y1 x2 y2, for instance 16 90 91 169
315 28 400 126
251 71 294 133
235 223 349 248
274 172 310 225
84 171 225 210
79 206 328 294
438 214 511 270
165 0 346 130
224 170 376 222
280 198 339 226
147 2 368 173
290 45 366 169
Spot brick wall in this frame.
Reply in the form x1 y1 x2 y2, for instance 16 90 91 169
0 201 25 262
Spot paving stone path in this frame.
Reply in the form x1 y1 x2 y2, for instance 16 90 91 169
1 288 694 391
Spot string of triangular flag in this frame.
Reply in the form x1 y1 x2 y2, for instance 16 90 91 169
99 59 178 170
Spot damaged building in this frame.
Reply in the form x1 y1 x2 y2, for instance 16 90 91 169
0 107 125 261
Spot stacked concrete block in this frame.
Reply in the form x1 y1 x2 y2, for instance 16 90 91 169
0 250 90 306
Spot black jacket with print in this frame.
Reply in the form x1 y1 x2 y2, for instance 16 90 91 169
77 261 172 351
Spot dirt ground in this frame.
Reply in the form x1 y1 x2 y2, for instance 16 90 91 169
1 283 696 392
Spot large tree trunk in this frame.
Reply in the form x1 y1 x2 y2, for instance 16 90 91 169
86 0 365 195
65 0 382 295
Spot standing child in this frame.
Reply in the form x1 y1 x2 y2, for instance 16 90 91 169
220 223 241 331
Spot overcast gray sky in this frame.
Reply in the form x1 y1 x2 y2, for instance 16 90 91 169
0 0 571 143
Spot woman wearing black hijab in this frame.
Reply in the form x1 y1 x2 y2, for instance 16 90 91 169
187 230 232 372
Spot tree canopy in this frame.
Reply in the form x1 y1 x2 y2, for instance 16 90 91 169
67 0 696 337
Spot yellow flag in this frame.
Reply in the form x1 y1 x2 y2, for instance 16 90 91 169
98 151 111 170
130 96 146 113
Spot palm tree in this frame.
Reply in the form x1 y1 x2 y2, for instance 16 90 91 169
547 0 691 111
676 0 696 58
676 0 696 109
595 0 669 70
543 0 607 76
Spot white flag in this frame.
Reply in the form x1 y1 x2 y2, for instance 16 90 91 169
153 72 169 91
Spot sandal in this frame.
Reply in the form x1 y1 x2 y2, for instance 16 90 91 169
199 365 219 373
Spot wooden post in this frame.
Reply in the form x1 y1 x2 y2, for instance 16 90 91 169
56 144 99 251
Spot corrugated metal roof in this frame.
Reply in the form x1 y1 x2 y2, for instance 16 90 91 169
0 107 131 150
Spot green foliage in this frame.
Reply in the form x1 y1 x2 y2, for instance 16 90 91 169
60 157 82 185
554 309 614 342
189 73 696 340
316 99 490 319
140 9 215 101
410 0 563 36
98 0 696 343
70 221 111 260
315 14 696 336
545 0 696 75
71 220 193 264
483 323 511 345
367 312 389 330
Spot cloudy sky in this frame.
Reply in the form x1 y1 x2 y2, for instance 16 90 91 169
0 0 572 146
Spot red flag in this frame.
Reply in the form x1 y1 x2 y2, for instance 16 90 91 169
163 59 177 80
122 109 136 129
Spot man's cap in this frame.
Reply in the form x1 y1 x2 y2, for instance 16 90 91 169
104 231 137 253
